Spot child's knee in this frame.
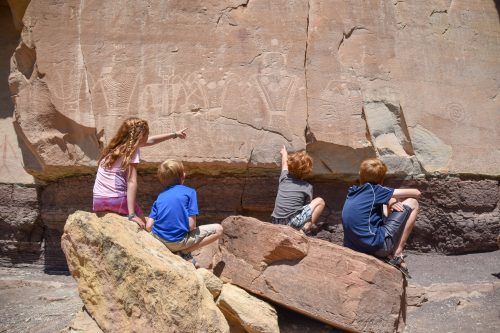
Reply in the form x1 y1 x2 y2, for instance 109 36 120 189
312 197 325 207
404 198 419 211
214 224 224 236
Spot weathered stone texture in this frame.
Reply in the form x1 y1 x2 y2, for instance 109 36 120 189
62 310 104 333
2 171 497 270
5 0 30 31
0 2 34 184
404 177 500 254
61 211 229 333
216 283 280 333
7 0 500 178
0 184 43 267
197 268 224 299
1 0 499 270
214 216 406 333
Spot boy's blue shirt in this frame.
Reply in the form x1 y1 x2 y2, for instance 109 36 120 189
150 184 199 242
341 183 394 254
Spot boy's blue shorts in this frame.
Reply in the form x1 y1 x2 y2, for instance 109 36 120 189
374 205 413 258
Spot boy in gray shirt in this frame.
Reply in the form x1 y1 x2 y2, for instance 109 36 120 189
271 146 325 235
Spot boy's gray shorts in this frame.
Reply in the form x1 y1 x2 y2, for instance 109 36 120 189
374 205 413 258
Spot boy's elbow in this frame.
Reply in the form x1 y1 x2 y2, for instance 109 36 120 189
414 189 422 198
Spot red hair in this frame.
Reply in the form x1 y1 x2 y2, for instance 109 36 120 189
99 117 149 170
288 151 313 179
359 158 387 184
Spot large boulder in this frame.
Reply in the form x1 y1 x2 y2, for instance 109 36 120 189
61 211 229 333
214 216 406 333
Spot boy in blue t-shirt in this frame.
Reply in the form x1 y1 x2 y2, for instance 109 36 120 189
146 160 223 259
342 158 420 278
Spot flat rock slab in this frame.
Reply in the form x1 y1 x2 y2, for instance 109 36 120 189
214 216 405 333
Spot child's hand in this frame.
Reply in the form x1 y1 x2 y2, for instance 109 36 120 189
390 201 405 212
130 215 146 229
175 128 188 139
280 145 287 156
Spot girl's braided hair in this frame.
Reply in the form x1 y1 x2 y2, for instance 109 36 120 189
99 117 149 170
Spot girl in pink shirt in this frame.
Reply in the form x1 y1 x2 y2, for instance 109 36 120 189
93 117 187 228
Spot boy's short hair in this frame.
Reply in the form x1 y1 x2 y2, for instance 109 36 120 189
287 151 313 179
158 160 184 187
359 158 387 184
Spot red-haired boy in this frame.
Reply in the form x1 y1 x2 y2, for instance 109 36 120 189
271 146 325 235
342 158 420 278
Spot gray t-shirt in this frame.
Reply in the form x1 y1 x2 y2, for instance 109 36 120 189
271 170 313 219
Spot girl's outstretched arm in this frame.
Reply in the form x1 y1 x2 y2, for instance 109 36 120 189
142 128 188 147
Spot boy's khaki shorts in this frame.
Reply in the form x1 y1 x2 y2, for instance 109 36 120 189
154 224 218 252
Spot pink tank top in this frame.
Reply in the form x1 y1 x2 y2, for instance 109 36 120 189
93 149 140 198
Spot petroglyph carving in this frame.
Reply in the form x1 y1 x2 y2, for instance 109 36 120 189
312 80 366 146
139 65 183 118
255 52 296 113
319 80 363 122
254 52 297 139
99 66 138 113
50 60 86 115
139 66 238 121
446 102 466 123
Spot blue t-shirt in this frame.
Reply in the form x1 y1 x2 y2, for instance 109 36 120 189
341 183 394 254
150 184 199 242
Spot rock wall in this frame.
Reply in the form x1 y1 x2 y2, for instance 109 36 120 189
0 0 499 270
8 173 493 272
8 0 500 178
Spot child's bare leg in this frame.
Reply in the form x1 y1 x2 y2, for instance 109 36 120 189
394 198 419 257
182 224 223 253
303 197 325 230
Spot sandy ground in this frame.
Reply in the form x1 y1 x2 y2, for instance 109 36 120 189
0 269 82 333
0 251 499 333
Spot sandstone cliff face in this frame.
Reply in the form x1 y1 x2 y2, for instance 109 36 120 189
7 0 500 178
0 1 499 269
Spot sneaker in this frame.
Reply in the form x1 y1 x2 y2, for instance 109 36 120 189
177 251 193 260
177 251 198 268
